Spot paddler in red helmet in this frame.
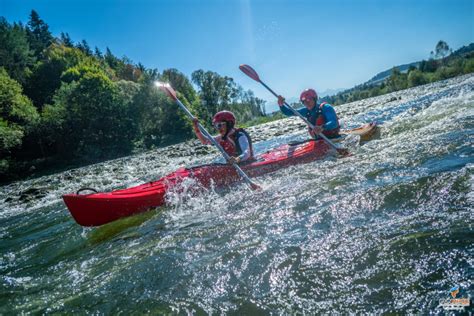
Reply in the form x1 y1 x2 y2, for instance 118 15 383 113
193 111 254 164
277 88 341 139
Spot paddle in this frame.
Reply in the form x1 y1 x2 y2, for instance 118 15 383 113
239 64 350 156
155 82 261 191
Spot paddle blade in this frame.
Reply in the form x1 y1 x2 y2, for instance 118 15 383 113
155 81 177 101
239 64 260 82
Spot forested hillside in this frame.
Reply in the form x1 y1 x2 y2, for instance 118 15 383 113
0 11 266 181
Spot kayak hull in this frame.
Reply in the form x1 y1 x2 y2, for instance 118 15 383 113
63 122 378 226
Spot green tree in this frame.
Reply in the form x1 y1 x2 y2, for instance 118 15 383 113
104 47 119 70
0 18 36 85
128 82 177 148
369 86 382 97
435 40 451 59
26 10 54 58
24 43 92 108
419 59 438 72
386 67 407 92
44 67 135 158
407 69 427 87
94 46 103 59
0 68 39 173
463 59 474 74
191 69 239 121
236 89 266 118
162 69 197 103
0 68 38 130
191 69 266 126
76 39 92 56
59 32 74 47
101 48 141 81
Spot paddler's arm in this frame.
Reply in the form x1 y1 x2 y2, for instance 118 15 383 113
320 103 339 131
192 118 211 145
278 95 308 117
227 134 251 164
238 135 252 162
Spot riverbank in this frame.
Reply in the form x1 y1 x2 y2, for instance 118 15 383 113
3 73 472 189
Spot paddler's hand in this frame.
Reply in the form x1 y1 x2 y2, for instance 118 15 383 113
277 95 285 107
311 125 323 135
192 118 200 131
227 156 241 164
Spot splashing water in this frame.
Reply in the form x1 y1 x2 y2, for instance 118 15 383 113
1 74 473 314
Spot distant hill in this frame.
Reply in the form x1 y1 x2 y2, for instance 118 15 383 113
320 42 474 106
451 42 474 56
319 88 346 97
365 61 420 85
363 43 474 86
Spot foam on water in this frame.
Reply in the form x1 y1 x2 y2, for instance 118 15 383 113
1 74 473 314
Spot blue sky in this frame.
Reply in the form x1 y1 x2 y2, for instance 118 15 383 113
2 0 473 112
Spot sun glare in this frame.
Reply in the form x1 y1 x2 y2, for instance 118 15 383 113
154 81 170 89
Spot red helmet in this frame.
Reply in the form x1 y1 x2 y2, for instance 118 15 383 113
300 89 318 102
212 111 236 125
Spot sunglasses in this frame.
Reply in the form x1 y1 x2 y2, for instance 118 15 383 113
214 122 226 129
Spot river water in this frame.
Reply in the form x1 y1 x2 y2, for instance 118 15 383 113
1 74 473 314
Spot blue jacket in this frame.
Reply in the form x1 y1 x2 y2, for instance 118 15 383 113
279 102 339 131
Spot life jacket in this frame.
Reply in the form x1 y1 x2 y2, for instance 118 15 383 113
307 102 340 137
218 128 254 160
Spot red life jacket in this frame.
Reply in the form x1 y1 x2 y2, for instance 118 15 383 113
217 128 254 159
312 102 340 137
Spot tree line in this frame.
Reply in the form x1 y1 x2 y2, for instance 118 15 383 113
322 41 474 105
0 11 266 182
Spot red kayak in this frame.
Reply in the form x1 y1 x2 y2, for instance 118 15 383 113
63 123 379 226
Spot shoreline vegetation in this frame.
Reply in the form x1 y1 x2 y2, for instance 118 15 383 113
1 10 473 184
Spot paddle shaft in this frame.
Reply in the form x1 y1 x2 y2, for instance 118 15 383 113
173 98 260 189
257 80 343 152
